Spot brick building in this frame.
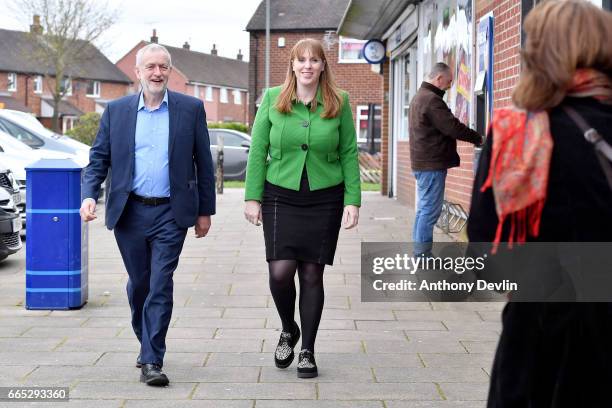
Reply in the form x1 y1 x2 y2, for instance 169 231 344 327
116 32 249 124
0 18 131 133
246 0 383 148
340 0 611 217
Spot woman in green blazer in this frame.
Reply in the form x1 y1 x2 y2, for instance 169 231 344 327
244 38 361 378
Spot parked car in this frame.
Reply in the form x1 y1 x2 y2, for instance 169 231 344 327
208 129 251 180
0 109 89 166
0 130 77 226
0 167 22 260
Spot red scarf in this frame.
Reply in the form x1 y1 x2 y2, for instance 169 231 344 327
480 69 612 252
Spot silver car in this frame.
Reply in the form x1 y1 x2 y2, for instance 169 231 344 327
208 129 251 181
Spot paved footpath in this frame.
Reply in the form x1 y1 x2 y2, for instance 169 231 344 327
0 189 503 407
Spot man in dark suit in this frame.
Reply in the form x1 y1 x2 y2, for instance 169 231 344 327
80 43 215 386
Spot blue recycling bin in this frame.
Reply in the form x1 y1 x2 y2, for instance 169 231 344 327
25 158 88 309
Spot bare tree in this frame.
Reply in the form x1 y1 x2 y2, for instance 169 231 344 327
12 0 118 132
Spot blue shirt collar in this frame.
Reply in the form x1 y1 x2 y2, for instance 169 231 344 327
138 90 169 111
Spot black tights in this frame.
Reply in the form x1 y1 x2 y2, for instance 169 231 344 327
268 260 325 353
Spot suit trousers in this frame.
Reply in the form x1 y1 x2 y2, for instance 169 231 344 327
113 199 187 366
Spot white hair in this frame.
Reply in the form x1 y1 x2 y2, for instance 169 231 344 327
427 62 451 80
135 43 172 67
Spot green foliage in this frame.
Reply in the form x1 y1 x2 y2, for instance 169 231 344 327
65 112 100 146
208 122 249 134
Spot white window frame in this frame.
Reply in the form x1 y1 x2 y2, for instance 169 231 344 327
86 80 100 97
61 77 72 96
7 73 17 92
355 105 369 143
338 37 368 64
193 84 199 98
33 75 43 94
205 86 213 102
220 87 228 103
233 89 242 105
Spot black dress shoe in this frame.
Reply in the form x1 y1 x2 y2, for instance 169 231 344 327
297 349 318 378
136 353 142 368
140 363 169 386
274 322 300 369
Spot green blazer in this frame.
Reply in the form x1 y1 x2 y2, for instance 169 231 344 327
245 86 361 206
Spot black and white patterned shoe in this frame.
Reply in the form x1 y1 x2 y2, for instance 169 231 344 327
274 322 300 368
297 349 318 378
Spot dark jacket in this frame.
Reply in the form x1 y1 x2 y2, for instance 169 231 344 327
408 82 481 170
82 90 216 230
467 97 612 408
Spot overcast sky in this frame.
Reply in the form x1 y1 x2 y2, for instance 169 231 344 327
0 0 262 62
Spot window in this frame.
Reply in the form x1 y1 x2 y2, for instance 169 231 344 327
62 116 77 133
33 75 43 94
211 131 246 147
355 105 381 144
220 87 228 103
338 37 367 63
0 118 45 148
60 77 72 96
193 84 199 98
205 86 213 102
233 89 242 105
355 105 369 143
86 80 100 97
7 73 17 92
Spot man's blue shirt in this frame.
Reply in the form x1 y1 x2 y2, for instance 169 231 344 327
132 90 170 197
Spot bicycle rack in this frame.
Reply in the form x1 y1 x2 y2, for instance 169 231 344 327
436 200 468 233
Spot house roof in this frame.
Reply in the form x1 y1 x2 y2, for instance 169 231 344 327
0 96 33 113
149 43 248 89
0 28 131 84
41 97 83 117
246 0 350 32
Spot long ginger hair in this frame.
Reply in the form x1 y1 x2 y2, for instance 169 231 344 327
275 38 343 118
513 0 612 110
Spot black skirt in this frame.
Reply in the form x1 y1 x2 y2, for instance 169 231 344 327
261 170 344 265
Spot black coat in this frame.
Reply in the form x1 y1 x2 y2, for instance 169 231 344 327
468 97 612 407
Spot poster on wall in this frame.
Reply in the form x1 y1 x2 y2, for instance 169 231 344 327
422 0 472 126
454 0 473 126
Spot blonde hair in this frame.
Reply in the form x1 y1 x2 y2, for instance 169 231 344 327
275 38 343 118
513 0 612 110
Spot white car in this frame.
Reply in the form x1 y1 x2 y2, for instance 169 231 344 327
0 130 80 226
0 109 89 167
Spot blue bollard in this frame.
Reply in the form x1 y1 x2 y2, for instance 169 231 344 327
25 158 88 309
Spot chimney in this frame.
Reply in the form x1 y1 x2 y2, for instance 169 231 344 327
30 15 43 34
211 44 217 56
150 29 158 43
237 49 243 61
183 41 190 50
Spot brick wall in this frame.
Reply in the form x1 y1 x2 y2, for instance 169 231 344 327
378 0 522 211
0 71 129 119
248 31 383 126
476 0 522 109
381 59 390 196
191 85 248 124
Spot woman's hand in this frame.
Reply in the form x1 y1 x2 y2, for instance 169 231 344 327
342 205 359 229
244 200 262 226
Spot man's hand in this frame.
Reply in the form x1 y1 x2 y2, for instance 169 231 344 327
195 216 211 238
244 200 262 226
342 205 359 229
80 198 97 222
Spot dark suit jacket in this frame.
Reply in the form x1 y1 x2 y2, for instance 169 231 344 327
82 90 215 230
